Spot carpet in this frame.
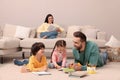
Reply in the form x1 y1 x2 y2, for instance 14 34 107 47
0 58 120 80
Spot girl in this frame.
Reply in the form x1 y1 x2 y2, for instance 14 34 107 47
48 40 67 69
21 42 48 72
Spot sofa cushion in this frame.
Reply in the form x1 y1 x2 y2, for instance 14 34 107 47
66 26 80 38
20 38 106 51
3 24 17 37
88 38 106 47
3 24 36 39
20 38 55 48
0 37 20 49
81 28 99 39
20 38 74 49
14 26 31 39
97 31 106 40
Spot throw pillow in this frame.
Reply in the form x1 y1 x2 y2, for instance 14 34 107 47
14 26 31 39
105 35 120 47
81 28 99 39
29 28 36 38
66 25 80 38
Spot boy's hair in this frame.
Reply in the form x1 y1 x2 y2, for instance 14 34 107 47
50 40 66 62
31 42 45 55
73 31 87 42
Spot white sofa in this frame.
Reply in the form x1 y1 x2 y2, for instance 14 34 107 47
20 25 107 58
0 24 20 63
0 24 36 63
0 24 107 63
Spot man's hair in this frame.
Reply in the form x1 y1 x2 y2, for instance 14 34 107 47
31 42 45 55
73 31 87 42
44 14 54 23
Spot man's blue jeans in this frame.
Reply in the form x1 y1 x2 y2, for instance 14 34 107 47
14 59 29 66
100 52 108 64
40 31 58 39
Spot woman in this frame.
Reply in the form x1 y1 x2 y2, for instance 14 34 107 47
37 14 64 39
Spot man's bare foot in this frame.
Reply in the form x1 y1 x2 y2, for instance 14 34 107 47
56 28 61 32
42 36 47 39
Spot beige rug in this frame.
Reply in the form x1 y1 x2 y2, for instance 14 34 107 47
0 58 120 80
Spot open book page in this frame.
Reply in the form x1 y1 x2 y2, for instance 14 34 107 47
47 25 57 31
32 71 51 75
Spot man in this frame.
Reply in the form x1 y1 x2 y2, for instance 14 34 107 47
72 31 106 71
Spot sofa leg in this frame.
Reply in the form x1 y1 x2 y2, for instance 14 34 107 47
22 52 25 59
30 52 32 56
1 56 3 64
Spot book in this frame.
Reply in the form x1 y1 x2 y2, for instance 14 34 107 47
47 25 57 31
58 68 64 71
32 71 51 76
69 71 87 78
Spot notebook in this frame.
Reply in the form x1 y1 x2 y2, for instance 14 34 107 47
69 71 87 78
32 71 51 75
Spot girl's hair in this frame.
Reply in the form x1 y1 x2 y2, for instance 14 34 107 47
50 40 66 62
44 14 54 23
31 42 45 55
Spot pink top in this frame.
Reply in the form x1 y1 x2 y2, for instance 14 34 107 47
52 49 67 67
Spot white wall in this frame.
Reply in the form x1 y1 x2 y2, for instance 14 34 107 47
0 0 120 40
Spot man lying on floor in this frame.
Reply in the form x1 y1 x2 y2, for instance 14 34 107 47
70 31 107 71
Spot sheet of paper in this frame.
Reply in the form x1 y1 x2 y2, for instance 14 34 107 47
32 71 51 75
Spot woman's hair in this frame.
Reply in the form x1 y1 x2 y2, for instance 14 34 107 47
31 42 45 55
44 14 54 23
73 31 87 42
50 40 66 62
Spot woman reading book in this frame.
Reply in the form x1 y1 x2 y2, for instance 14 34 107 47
37 14 64 39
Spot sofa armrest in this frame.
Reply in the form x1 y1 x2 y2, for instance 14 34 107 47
0 25 4 37
97 31 107 40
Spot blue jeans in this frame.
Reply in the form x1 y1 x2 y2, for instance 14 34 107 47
100 52 108 64
40 31 58 39
14 59 29 66
48 61 62 68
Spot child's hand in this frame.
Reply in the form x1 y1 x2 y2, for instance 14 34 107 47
56 66 61 69
73 65 81 71
56 28 61 32
68 63 74 69
73 63 82 71
68 63 82 70
42 66 48 71
21 66 30 73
